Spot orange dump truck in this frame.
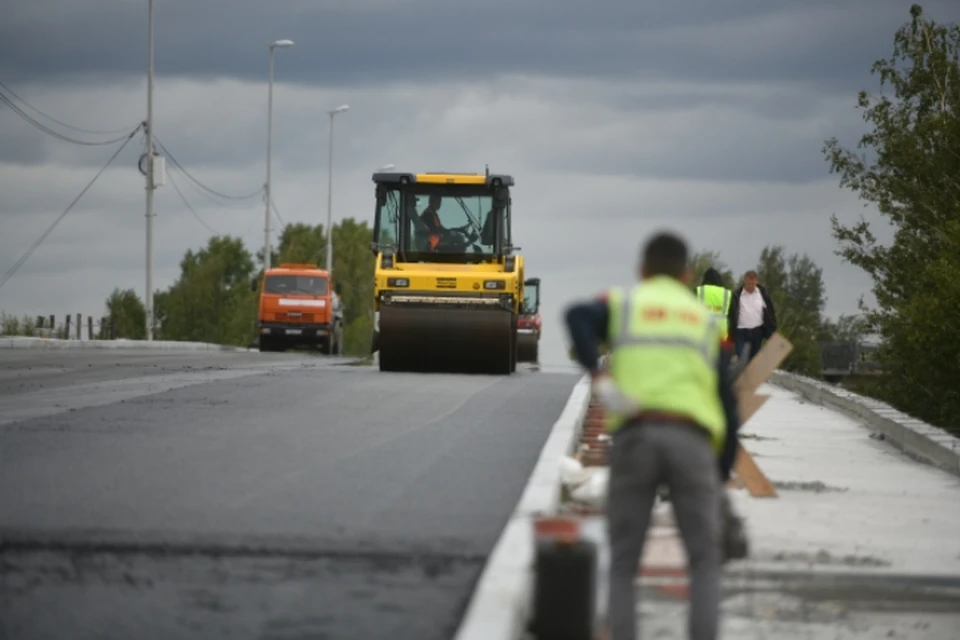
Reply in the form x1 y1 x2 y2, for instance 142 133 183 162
252 263 344 354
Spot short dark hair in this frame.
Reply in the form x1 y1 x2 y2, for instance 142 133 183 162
641 231 688 278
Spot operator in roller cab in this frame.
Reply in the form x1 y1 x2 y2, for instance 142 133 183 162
417 194 475 252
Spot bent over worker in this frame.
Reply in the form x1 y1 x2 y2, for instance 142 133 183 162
564 231 740 640
695 267 732 341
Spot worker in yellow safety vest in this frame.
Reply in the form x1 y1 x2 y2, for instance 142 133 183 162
695 267 733 341
564 231 741 640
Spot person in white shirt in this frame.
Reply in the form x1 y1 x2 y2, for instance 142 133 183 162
726 270 777 362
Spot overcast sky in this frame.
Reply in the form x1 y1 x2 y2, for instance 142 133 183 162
2 0 951 366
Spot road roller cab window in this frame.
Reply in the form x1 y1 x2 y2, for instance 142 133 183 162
371 172 514 265
404 191 501 259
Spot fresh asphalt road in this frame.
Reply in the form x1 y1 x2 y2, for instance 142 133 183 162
0 349 581 640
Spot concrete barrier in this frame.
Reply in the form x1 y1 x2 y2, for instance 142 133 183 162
453 374 592 640
770 370 960 478
0 337 254 353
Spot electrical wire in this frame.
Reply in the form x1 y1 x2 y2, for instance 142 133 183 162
271 197 285 226
0 124 142 292
0 89 135 147
152 136 263 202
165 166 219 235
0 79 136 136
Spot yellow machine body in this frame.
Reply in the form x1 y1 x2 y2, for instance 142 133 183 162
370 170 525 374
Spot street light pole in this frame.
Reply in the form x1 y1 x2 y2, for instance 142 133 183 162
264 39 294 273
325 104 349 274
145 0 155 341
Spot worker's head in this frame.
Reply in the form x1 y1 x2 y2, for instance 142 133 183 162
701 267 724 287
639 232 691 285
743 270 759 293
428 194 442 209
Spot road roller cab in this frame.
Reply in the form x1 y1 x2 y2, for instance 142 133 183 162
517 277 541 363
252 263 344 354
370 170 524 374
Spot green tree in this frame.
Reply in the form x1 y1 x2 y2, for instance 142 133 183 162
104 288 146 339
753 245 827 376
331 219 376 354
155 235 257 346
822 4 960 431
821 314 870 343
688 250 736 290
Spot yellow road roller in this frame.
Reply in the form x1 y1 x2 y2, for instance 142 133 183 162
369 169 524 374
516 277 541 363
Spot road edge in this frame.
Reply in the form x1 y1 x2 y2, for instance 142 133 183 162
0 337 254 352
453 374 592 640
770 370 960 478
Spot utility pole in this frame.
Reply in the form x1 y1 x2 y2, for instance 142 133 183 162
264 47 274 273
325 104 349 274
145 0 155 341
264 39 294 274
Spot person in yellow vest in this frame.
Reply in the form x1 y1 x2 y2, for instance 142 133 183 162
564 231 740 640
695 267 733 341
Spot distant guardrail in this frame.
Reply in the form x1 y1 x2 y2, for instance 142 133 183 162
819 341 882 381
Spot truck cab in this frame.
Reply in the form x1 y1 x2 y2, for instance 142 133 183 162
516 277 541 363
252 263 344 354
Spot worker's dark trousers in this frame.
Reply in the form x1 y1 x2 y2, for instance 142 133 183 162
734 326 763 362
606 421 722 640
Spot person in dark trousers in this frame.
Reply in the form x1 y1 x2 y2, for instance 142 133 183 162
727 270 777 363
564 231 741 640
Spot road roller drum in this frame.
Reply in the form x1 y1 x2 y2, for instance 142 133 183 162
378 303 516 374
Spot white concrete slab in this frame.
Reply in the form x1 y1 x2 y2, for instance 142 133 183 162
732 383 960 576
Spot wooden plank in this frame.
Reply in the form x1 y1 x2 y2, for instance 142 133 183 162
734 333 793 397
727 333 793 498
733 443 778 497
739 393 769 426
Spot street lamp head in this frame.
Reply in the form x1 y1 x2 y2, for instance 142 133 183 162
330 104 350 115
270 39 295 48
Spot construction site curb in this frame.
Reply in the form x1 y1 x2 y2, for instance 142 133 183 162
0 337 253 353
770 370 960 478
453 374 592 640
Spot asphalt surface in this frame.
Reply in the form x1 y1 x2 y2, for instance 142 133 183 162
0 349 582 640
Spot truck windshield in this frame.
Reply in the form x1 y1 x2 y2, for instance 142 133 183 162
523 285 539 315
264 275 328 295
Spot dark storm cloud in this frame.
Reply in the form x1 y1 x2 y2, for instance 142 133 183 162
3 0 954 90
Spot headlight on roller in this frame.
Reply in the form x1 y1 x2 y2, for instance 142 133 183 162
387 277 409 287
483 280 506 290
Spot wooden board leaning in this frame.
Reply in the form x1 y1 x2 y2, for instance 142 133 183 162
727 333 793 498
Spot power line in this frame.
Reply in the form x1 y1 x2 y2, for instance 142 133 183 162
271 197 285 226
0 89 135 147
0 124 142 292
0 79 136 136
165 167 219 235
152 136 263 202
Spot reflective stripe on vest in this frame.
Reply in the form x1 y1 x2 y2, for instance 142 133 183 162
612 293 719 366
605 280 726 452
